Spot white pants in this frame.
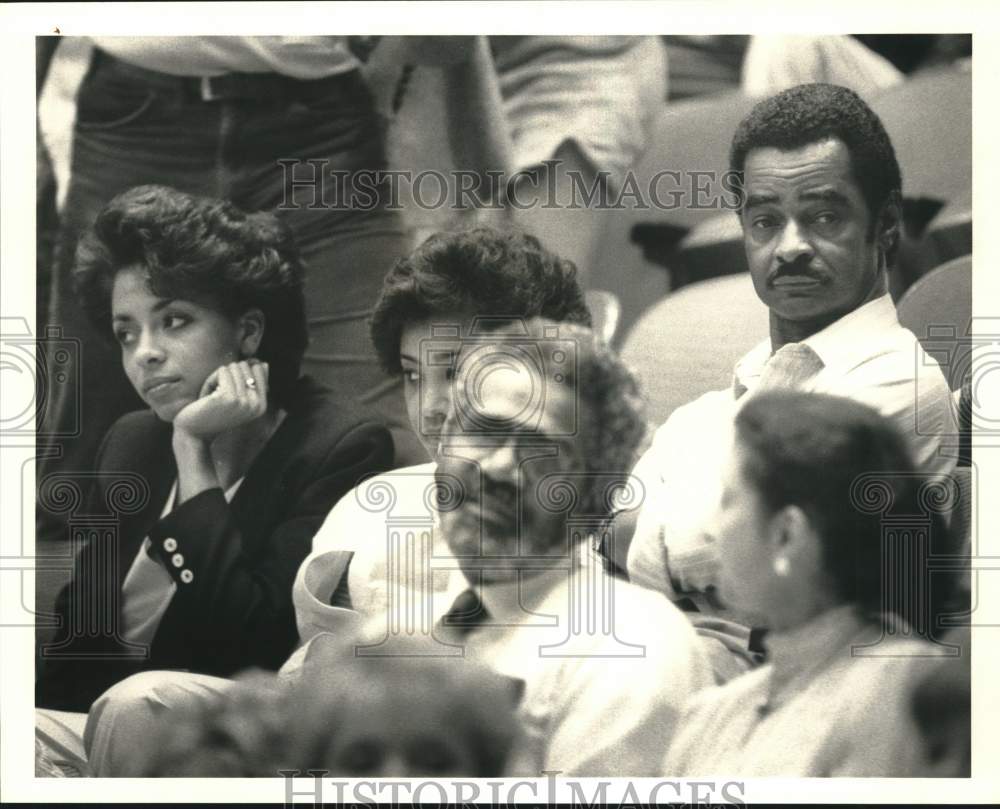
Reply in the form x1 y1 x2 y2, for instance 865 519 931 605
36 670 232 777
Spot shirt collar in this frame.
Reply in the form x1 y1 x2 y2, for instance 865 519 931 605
476 564 570 624
732 294 899 395
469 545 597 624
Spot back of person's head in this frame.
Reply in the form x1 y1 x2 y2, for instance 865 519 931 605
73 185 309 407
138 670 289 777
729 83 902 263
733 390 947 625
370 227 592 375
285 639 524 777
140 639 523 778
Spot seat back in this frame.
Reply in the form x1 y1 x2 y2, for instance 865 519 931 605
620 273 768 425
896 255 972 392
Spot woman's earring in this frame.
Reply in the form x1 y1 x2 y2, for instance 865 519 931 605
773 557 790 577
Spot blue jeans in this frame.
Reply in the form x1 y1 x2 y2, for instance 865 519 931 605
38 51 424 541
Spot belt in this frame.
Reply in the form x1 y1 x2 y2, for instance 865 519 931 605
190 71 360 103
94 49 364 104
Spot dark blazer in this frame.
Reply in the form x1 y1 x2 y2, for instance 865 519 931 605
36 376 393 712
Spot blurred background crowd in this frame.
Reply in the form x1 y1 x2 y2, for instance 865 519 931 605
33 33 973 781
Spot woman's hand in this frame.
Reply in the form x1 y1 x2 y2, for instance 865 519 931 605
171 360 269 503
173 360 269 443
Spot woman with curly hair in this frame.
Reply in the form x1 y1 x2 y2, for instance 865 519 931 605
35 185 393 770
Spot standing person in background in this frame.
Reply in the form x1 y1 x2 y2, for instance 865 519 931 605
741 35 903 98
387 36 667 291
486 36 667 288
35 36 420 548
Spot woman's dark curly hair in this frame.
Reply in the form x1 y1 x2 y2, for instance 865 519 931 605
73 185 308 407
370 226 592 375
734 391 952 628
729 83 903 266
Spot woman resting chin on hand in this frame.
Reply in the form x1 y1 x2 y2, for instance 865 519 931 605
35 187 394 758
111 260 281 505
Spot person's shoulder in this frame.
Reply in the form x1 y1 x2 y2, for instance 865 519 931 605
613 576 691 618
836 635 943 685
648 389 735 446
319 462 438 528
832 312 947 386
349 462 439 492
288 376 385 433
97 408 170 465
583 575 705 653
282 377 395 464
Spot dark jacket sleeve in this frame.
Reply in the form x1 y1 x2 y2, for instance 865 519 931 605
36 393 394 712
144 419 392 675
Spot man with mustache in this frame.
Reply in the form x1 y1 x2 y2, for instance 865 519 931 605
328 319 711 776
289 313 713 774
623 83 954 680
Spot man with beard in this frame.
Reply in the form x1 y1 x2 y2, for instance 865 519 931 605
623 83 955 679
288 318 713 776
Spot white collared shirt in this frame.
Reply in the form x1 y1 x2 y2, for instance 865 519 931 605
626 294 955 600
287 464 713 776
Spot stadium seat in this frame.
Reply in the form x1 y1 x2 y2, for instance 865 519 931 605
620 273 768 425
896 254 972 392
871 67 971 206
670 213 746 290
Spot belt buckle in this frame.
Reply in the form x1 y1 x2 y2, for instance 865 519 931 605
200 75 221 102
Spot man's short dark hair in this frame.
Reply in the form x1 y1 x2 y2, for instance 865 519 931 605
729 83 902 263
73 185 309 408
734 390 949 627
370 227 592 375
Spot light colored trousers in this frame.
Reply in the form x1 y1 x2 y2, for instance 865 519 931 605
36 671 231 777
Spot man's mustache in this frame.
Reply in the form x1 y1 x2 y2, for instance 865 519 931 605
475 478 520 513
768 259 827 285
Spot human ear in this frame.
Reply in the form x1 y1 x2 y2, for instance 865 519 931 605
237 309 265 358
767 505 813 572
876 192 902 269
